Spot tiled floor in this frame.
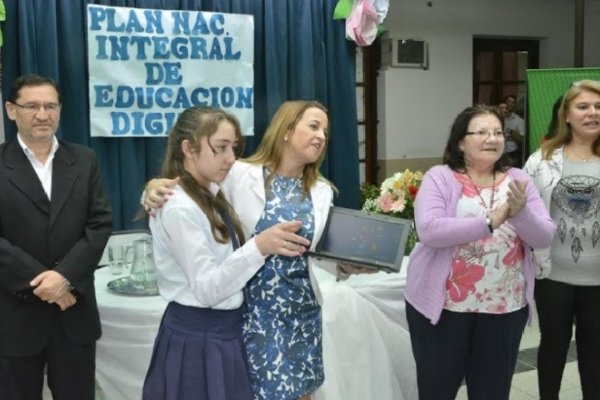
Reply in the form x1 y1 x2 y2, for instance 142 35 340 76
42 316 584 400
456 315 583 400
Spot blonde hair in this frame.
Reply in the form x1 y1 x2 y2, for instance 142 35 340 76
542 80 600 159
244 100 332 194
162 106 245 244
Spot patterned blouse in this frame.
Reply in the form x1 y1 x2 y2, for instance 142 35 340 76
444 172 526 314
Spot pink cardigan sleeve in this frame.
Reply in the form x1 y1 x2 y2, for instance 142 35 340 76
415 166 555 250
414 167 492 249
507 169 555 248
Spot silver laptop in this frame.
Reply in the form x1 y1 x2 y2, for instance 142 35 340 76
308 206 411 273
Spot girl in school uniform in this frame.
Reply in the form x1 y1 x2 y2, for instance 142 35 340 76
142 106 309 400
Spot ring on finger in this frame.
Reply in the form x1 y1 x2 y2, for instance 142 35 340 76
283 240 288 249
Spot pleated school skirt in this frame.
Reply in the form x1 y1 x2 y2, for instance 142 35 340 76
142 302 252 400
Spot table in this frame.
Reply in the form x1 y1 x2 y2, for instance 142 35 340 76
94 261 417 400
95 267 167 400
312 259 417 400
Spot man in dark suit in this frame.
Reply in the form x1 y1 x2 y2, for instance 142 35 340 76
0 74 113 400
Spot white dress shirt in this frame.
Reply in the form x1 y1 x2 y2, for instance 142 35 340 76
149 184 267 309
17 134 59 200
504 113 525 153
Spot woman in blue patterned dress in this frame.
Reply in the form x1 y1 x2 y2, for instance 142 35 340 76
145 101 334 400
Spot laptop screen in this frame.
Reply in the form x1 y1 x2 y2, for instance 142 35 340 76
312 207 411 272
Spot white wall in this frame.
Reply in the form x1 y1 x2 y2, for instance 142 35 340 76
378 0 600 161
584 0 600 67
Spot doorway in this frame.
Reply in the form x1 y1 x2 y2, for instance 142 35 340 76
473 38 540 161
473 38 539 114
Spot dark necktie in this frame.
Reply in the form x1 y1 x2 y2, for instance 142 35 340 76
217 206 240 250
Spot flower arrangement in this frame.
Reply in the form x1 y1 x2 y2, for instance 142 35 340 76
361 169 423 254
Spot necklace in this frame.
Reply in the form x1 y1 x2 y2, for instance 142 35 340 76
277 175 302 195
464 170 496 212
567 147 594 162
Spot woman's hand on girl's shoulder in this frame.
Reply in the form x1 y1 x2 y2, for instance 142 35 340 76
144 177 180 214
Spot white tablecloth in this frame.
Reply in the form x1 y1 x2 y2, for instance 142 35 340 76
94 261 417 400
312 259 417 400
95 267 167 400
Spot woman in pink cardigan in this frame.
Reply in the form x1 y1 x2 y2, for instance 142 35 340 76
404 105 555 400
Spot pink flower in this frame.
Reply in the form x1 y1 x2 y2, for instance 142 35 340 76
502 236 524 267
390 197 406 213
446 259 485 302
513 282 525 299
486 303 508 313
361 169 423 220
378 193 395 212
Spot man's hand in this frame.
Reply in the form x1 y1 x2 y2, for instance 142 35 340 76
30 270 70 303
511 130 523 142
55 292 77 311
505 129 522 142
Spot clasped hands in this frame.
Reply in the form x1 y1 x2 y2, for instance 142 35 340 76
30 270 76 311
489 180 528 230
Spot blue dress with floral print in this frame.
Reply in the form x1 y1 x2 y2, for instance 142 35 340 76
242 173 324 400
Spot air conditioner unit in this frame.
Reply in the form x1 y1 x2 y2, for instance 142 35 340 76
381 38 428 70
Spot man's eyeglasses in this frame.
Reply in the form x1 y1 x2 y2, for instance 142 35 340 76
207 141 244 159
12 102 61 114
466 129 506 139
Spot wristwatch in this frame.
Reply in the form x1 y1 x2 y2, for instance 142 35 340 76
485 215 494 233
64 278 75 292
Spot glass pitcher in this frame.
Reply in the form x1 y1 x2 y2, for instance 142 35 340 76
128 237 159 295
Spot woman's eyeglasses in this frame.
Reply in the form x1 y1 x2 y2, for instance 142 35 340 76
466 129 506 139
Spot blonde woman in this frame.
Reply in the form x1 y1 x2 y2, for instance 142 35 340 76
524 80 600 399
145 101 334 400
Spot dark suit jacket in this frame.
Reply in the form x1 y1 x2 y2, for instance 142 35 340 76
0 138 113 357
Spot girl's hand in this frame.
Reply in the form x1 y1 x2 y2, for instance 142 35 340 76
254 221 310 257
